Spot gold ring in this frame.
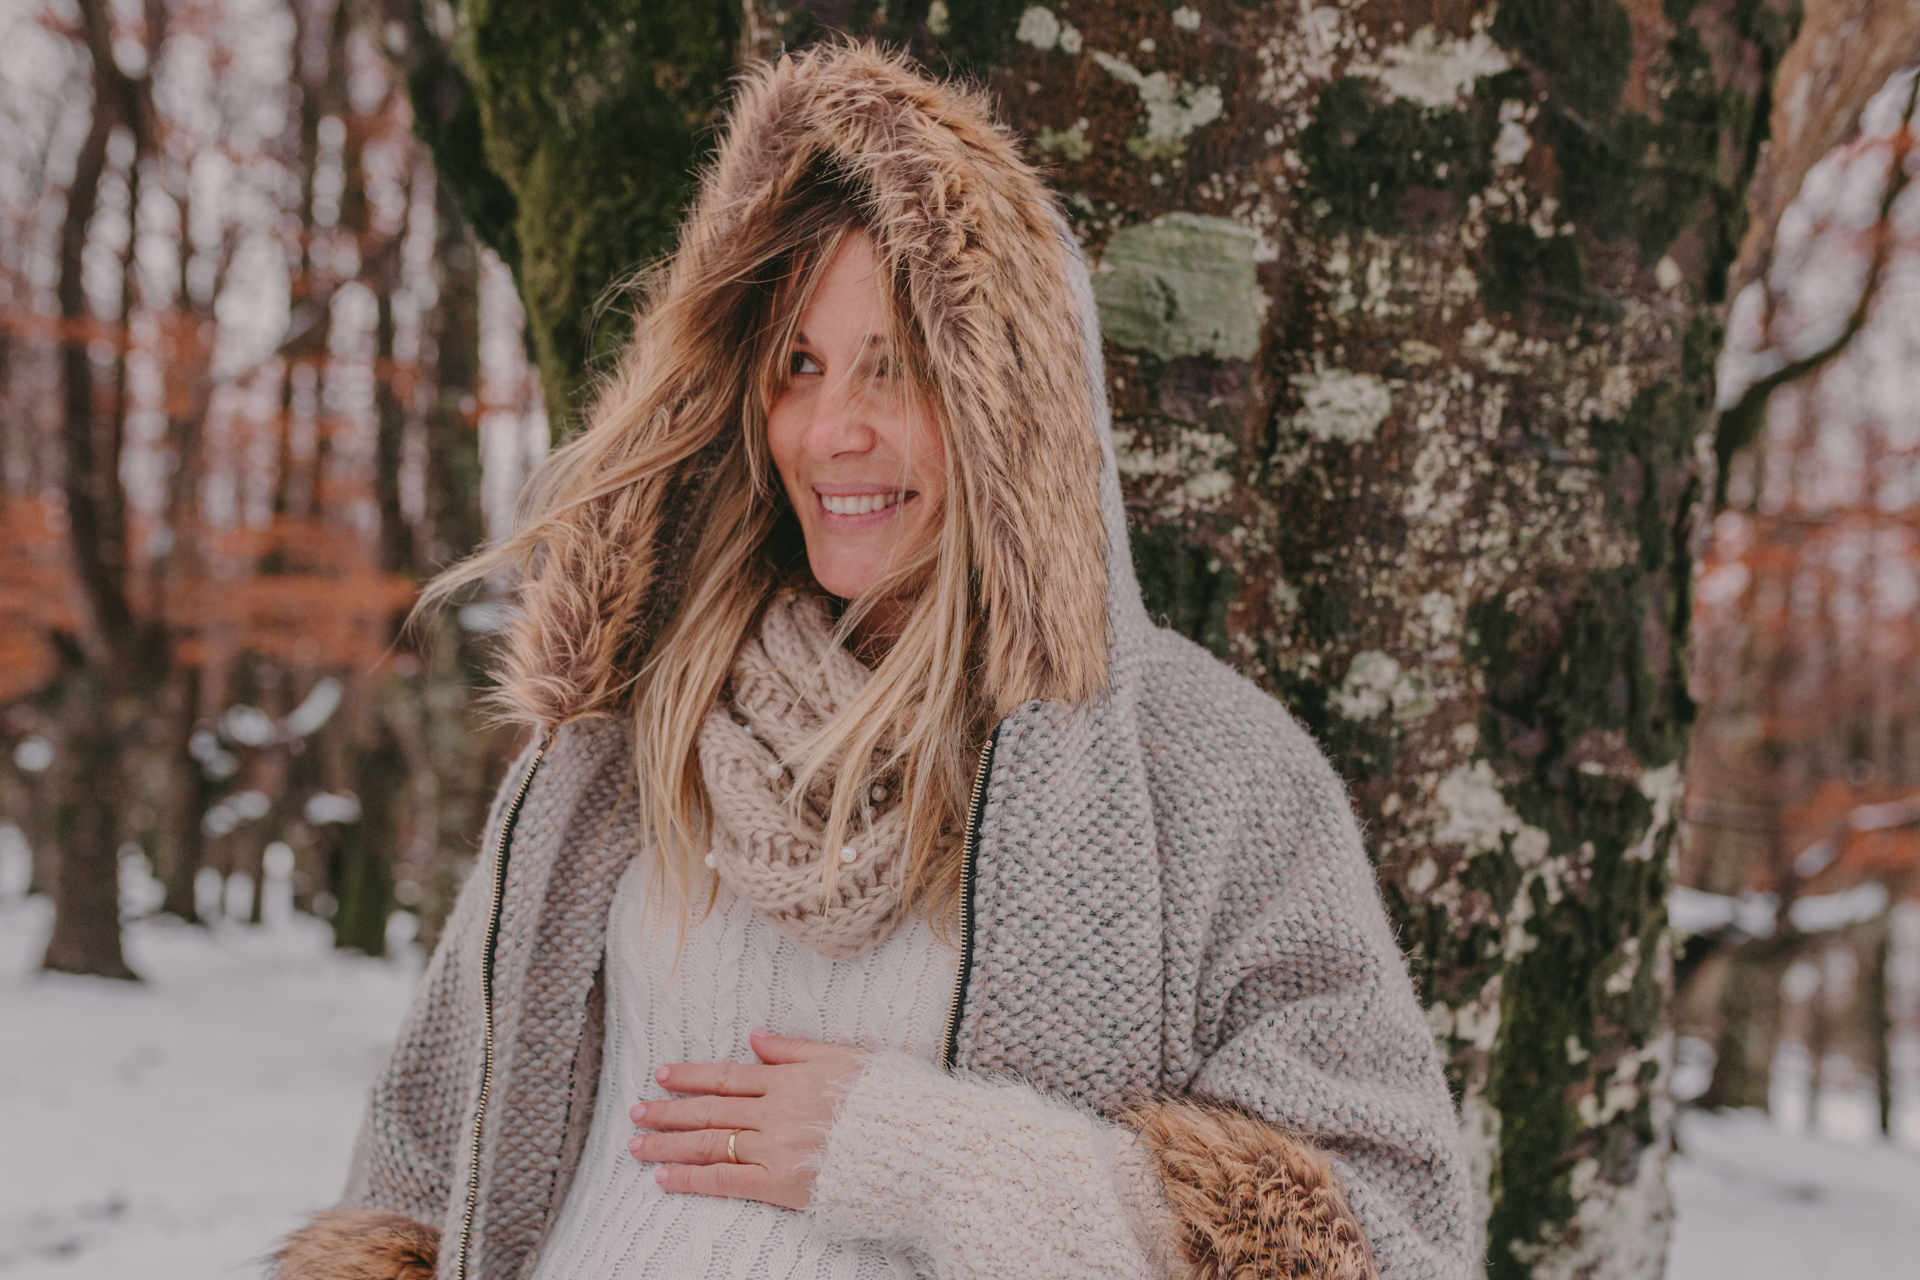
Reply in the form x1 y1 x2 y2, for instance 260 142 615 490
727 1128 742 1164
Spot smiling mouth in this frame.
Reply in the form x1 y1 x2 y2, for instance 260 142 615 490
818 492 909 516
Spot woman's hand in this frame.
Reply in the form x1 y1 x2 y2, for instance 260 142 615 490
629 1028 863 1210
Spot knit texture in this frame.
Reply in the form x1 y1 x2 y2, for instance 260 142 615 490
528 849 955 1280
318 44 1474 1280
697 593 910 959
807 1051 1168 1279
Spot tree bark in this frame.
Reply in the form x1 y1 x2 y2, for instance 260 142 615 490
426 0 1920 1275
46 0 164 980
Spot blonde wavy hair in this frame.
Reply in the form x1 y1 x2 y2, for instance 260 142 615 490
422 176 1007 923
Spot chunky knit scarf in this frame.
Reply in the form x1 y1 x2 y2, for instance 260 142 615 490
695 593 907 959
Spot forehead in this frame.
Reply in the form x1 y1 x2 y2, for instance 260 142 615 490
798 231 887 331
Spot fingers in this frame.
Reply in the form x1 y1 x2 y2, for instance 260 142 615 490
747 1027 837 1065
653 1058 772 1097
653 1159 780 1205
629 1125 753 1167
629 1095 757 1132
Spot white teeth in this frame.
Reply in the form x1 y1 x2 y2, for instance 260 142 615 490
820 493 904 516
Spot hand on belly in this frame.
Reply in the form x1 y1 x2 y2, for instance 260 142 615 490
630 1028 863 1211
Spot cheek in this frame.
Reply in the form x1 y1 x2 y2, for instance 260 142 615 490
765 398 805 492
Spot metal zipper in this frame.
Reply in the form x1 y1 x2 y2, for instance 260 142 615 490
941 730 997 1071
452 734 550 1280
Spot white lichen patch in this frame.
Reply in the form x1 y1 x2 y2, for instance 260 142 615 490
1171 6 1200 31
1111 425 1237 517
1333 650 1436 721
1435 760 1551 866
1034 123 1090 161
1632 762 1681 862
1513 1137 1674 1280
1418 590 1459 640
1604 935 1641 995
1493 99 1533 166
1291 367 1393 443
1016 5 1060 48
1407 856 1439 894
1350 25 1511 110
1092 51 1223 158
1256 6 1353 119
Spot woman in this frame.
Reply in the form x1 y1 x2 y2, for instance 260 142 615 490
274 43 1471 1280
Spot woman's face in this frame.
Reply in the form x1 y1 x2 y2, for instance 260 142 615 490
767 230 945 607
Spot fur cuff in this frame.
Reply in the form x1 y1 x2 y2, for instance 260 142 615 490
1124 1097 1379 1280
268 1208 439 1280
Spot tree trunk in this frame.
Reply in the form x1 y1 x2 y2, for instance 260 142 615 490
46 0 162 980
43 659 136 978
424 0 1920 1274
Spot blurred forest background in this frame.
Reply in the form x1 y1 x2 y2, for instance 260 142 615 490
2 1 1919 1276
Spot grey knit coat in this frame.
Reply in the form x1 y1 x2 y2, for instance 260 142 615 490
334 45 1473 1280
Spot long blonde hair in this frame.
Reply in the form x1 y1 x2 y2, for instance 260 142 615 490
426 175 998 921
424 46 1117 924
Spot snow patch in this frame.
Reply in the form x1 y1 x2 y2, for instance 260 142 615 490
0 898 418 1278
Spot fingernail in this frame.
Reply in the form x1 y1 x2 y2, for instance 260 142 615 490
655 1066 669 1083
630 1103 646 1122
654 1167 670 1185
627 1135 642 1154
752 1027 772 1039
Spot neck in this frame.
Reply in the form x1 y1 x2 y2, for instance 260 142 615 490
844 593 910 665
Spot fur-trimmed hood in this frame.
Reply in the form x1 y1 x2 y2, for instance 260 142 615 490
494 42 1137 727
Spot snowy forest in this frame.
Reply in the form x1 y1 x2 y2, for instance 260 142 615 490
2 0 1919 1277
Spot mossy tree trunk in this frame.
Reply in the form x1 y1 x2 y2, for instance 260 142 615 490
419 1 1920 1275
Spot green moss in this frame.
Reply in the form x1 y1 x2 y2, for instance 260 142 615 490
1093 214 1262 361
925 0 1030 77
454 0 738 434
1491 0 1632 120
1296 75 1505 232
1479 222 1613 320
1130 521 1235 659
409 48 521 277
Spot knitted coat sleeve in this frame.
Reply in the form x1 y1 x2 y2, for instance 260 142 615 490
809 675 1471 1280
1143 677 1475 1280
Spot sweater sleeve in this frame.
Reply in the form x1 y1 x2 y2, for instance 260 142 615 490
808 1051 1378 1280
806 1050 1177 1279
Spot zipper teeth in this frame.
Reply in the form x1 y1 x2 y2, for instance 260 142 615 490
453 737 549 1280
942 734 995 1071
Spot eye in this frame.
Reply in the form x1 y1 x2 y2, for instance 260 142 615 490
789 350 823 376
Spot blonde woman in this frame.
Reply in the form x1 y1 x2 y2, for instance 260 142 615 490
274 43 1471 1280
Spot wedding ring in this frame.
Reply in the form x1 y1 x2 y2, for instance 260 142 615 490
727 1128 742 1164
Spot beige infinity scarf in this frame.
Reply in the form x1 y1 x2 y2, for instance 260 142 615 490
696 594 907 959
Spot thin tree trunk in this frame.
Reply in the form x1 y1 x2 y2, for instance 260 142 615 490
46 0 159 979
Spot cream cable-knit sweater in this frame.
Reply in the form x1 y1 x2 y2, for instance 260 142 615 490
529 851 1178 1280
527 855 954 1279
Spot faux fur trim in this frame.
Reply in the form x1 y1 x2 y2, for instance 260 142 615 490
1124 1096 1381 1280
493 42 1109 725
267 1208 439 1280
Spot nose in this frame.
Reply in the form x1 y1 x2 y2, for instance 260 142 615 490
801 371 877 461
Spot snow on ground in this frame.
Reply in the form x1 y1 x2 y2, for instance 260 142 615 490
3 894 1919 1278
1667 1108 1920 1280
0 898 417 1279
